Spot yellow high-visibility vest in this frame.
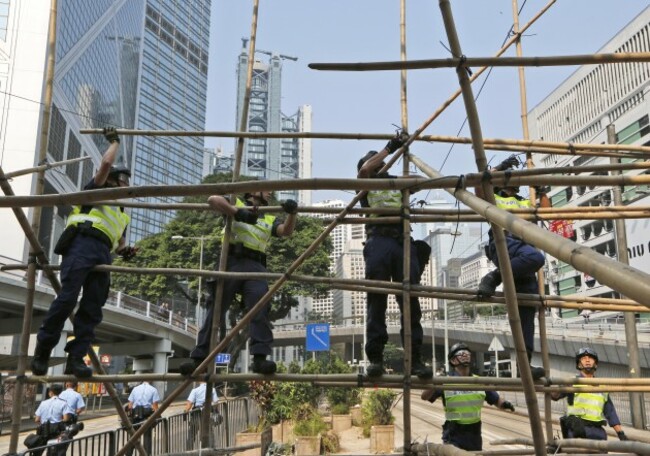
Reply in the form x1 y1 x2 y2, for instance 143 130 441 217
227 198 276 253
66 204 129 252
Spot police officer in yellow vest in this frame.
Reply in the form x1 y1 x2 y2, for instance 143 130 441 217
421 343 514 451
552 348 628 441
180 190 297 375
31 128 135 378
357 131 432 379
476 154 550 380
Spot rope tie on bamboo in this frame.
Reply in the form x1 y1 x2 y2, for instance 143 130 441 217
568 143 576 155
453 175 466 195
400 206 410 220
457 55 473 76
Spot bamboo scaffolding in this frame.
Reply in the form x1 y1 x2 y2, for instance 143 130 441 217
78 128 650 157
556 438 650 454
308 52 650 72
438 1 546 453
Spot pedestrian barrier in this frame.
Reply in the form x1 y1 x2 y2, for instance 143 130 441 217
17 397 259 456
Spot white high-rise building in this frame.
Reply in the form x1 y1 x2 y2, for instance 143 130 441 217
527 6 650 309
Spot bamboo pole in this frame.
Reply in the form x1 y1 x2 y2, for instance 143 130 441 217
557 438 650 454
5 172 650 208
437 1 546 453
511 0 554 443
308 52 650 72
77 129 650 156
399 0 413 449
4 156 90 179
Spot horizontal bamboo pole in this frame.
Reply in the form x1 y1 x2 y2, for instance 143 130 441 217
79 128 650 155
4 173 650 208
7 263 644 312
411 154 650 308
162 443 262 456
4 156 90 179
309 52 650 71
557 438 650 454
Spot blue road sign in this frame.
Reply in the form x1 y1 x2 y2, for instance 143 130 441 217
306 323 330 351
215 353 231 364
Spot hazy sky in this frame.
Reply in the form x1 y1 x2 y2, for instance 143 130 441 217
204 1 650 203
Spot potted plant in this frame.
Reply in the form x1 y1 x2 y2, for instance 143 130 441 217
236 380 275 456
361 389 397 453
293 404 328 456
325 357 361 432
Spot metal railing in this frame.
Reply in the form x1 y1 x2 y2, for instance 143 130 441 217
18 397 260 456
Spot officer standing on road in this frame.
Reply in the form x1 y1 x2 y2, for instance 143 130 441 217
421 343 515 451
552 347 629 442
475 154 550 380
357 131 432 379
31 127 137 378
29 384 72 455
58 381 85 423
180 190 298 376
184 381 218 412
127 381 160 455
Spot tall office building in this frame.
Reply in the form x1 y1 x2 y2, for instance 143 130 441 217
527 6 650 307
0 0 211 262
235 45 312 204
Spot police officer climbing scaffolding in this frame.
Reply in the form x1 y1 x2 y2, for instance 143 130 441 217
31 127 137 378
357 130 432 379
180 189 298 376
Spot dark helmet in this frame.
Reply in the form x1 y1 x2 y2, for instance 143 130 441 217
576 347 598 368
108 165 131 185
50 383 64 395
357 150 379 172
448 342 471 361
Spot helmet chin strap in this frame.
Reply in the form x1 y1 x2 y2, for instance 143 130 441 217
580 365 597 374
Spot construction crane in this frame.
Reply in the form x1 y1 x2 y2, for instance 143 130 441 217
241 37 298 62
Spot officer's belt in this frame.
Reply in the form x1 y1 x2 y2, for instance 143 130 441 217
366 225 403 238
77 221 112 249
579 417 606 427
229 243 266 263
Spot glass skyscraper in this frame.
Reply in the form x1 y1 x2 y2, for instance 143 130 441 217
39 0 211 252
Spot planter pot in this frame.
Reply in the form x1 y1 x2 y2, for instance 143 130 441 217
350 407 362 426
370 425 395 453
331 414 352 433
272 420 294 444
235 427 272 456
295 435 321 456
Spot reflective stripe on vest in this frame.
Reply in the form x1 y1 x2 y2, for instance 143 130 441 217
444 387 485 425
227 198 276 253
367 189 402 216
67 204 130 252
494 194 532 211
567 387 607 423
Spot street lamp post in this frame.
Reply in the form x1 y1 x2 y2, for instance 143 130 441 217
171 235 211 323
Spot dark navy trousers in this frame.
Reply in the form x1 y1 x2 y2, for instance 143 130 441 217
37 234 111 357
363 234 423 360
442 421 483 451
191 256 273 360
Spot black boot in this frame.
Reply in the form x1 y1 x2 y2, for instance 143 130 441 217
179 359 201 376
411 352 433 379
64 355 92 378
31 342 51 376
252 355 276 374
526 351 546 381
366 356 385 378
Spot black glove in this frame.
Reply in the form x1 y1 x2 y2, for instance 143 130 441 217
234 208 258 224
501 401 515 412
385 131 409 154
477 270 502 298
617 431 629 441
103 127 120 144
494 154 519 171
281 199 298 215
116 245 137 261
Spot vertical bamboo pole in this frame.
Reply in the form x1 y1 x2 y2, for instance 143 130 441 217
200 0 261 447
607 124 646 429
7 0 58 452
399 0 413 451
437 1 546 454
510 0 554 442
